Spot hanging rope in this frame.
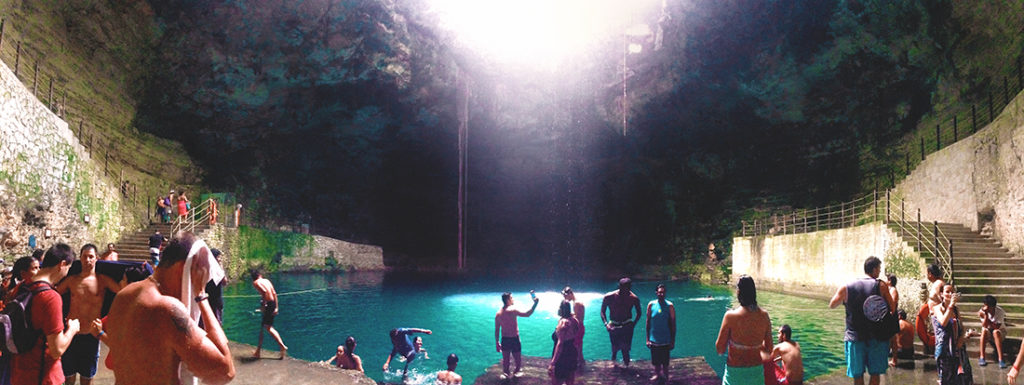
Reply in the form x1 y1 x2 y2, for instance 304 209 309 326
221 287 329 298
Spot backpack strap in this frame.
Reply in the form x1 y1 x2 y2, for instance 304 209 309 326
23 281 53 385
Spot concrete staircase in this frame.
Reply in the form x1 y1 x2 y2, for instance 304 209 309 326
895 222 1024 361
113 222 209 263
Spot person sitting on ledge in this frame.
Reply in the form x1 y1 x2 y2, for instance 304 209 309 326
891 309 915 367
978 294 1007 368
765 324 804 385
327 336 363 372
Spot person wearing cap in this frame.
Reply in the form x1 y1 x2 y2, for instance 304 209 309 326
437 353 462 384
601 277 642 366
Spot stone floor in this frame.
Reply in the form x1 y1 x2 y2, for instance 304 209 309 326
472 356 719 385
808 355 1018 385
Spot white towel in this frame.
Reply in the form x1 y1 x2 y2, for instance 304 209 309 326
177 238 226 385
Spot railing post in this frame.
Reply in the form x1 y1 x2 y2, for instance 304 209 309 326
972 105 977 133
953 115 958 142
741 221 746 237
0 18 4 51
1005 76 1010 105
32 62 38 95
885 190 891 223
935 124 940 150
916 209 922 251
14 41 21 76
988 91 994 122
873 190 878 222
47 78 53 109
948 239 954 286
933 221 940 264
905 153 910 174
1018 56 1023 91
920 137 925 161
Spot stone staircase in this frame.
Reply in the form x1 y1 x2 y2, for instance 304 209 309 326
894 222 1024 360
113 222 209 263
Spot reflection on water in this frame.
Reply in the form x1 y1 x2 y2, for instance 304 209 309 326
222 272 845 384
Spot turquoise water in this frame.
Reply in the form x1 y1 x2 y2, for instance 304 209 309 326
221 272 845 383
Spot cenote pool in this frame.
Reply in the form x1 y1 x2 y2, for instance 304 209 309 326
221 272 845 383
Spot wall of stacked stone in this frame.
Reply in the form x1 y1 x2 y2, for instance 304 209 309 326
0 59 123 257
893 90 1024 256
732 222 921 299
200 224 384 280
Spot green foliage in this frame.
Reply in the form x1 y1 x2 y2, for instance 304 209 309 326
884 243 921 278
232 226 314 269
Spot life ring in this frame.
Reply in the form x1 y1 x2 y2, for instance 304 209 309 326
916 302 935 347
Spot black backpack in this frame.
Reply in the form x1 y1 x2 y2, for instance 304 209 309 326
0 281 53 355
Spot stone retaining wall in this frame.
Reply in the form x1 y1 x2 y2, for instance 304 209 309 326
732 222 920 299
893 90 1024 256
0 58 124 255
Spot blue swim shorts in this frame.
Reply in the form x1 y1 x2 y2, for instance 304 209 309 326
845 339 889 377
62 334 100 379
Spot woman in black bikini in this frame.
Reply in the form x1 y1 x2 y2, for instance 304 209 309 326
549 300 580 385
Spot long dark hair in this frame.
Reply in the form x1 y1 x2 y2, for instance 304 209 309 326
737 275 757 309
558 300 573 318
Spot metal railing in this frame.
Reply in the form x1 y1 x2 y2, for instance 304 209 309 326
172 198 218 236
740 190 954 283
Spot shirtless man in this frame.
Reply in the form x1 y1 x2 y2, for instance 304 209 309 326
327 336 363 372
926 264 945 308
495 291 539 378
437 353 463 384
252 270 288 359
767 325 804 385
56 244 126 385
99 243 119 261
96 233 234 384
601 277 642 366
562 287 586 367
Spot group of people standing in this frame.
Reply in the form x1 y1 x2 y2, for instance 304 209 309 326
156 189 190 224
491 278 677 385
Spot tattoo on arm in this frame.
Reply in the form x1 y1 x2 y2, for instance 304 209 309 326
171 306 194 335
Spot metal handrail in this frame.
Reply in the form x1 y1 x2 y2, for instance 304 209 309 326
740 190 954 284
172 198 215 236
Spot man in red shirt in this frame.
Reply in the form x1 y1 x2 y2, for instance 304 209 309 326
12 243 81 385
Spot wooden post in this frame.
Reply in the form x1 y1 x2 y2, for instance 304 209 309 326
972 105 977 133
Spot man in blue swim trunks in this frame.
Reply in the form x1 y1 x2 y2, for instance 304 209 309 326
495 291 539 378
383 327 432 376
601 277 642 366
828 256 896 385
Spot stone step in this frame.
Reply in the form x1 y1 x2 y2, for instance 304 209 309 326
950 257 1024 265
957 285 1024 295
951 270 1024 277
954 263 1024 271
955 277 1024 286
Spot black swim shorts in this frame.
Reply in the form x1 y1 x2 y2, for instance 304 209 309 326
501 336 522 353
261 300 277 326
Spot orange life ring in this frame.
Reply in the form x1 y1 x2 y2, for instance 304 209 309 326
916 302 935 347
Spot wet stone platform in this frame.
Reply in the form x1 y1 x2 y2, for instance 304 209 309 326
472 356 720 385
